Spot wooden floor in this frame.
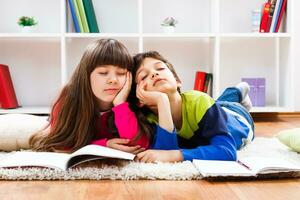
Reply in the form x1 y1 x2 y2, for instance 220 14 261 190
1 115 300 200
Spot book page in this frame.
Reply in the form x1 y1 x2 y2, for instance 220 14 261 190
68 144 135 168
0 152 70 170
239 156 300 174
193 159 255 177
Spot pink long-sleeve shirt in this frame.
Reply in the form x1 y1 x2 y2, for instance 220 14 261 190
90 102 149 148
51 102 149 149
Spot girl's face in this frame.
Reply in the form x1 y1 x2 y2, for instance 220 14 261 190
135 57 180 93
90 65 127 105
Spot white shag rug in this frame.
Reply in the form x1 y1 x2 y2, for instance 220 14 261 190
0 137 300 180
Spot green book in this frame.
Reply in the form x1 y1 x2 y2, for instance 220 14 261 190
83 0 99 33
72 0 84 32
76 0 90 33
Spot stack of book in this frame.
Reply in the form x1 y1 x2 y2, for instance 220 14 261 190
259 0 287 33
193 71 213 96
68 0 99 33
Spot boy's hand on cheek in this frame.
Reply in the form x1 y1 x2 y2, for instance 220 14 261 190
135 150 183 163
113 72 132 106
136 81 166 107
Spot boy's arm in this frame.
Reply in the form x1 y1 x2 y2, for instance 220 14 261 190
180 134 237 161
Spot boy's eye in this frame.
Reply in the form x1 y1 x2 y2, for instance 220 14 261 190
157 67 165 70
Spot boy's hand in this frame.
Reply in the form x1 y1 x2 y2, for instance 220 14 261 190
107 138 145 155
136 81 167 108
135 150 183 163
113 72 132 106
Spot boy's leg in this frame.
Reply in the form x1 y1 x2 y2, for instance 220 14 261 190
217 82 252 111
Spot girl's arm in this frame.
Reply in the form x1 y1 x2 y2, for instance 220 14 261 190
112 102 149 148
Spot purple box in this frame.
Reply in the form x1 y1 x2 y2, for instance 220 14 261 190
241 78 265 107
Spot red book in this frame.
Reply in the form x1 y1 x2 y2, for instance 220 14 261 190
0 64 19 109
260 2 271 33
194 71 206 92
275 0 287 32
266 0 277 32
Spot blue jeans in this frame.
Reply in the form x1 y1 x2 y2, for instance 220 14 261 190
216 87 254 132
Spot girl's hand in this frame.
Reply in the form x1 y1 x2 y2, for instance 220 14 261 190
107 138 145 155
135 150 183 163
136 81 167 108
113 72 132 106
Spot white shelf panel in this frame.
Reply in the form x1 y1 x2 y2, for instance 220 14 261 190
0 107 50 114
250 106 293 113
142 33 216 38
0 33 61 38
218 33 292 38
65 33 140 38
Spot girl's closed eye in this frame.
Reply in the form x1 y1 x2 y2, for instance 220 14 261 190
98 71 108 75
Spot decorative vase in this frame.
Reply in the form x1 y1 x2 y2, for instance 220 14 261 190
162 26 175 33
20 26 34 33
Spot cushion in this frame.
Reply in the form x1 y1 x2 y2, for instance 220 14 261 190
0 114 48 151
276 128 300 153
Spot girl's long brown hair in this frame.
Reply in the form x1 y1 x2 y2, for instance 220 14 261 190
29 39 152 152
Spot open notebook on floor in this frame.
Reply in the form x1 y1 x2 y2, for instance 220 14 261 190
0 145 135 171
193 156 300 178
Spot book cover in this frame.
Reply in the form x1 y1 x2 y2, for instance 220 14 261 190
259 2 271 33
242 78 265 107
72 0 84 32
68 0 81 33
83 0 99 33
193 156 300 178
194 71 206 92
76 0 90 33
0 64 19 109
0 145 135 171
275 0 287 32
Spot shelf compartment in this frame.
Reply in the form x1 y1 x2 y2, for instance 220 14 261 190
143 37 215 91
143 0 212 33
0 0 61 33
0 38 61 108
219 37 292 109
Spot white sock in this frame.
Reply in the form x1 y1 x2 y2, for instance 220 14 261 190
236 82 252 111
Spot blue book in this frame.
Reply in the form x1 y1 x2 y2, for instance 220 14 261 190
68 0 80 33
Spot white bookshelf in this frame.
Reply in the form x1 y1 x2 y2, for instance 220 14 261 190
0 0 297 114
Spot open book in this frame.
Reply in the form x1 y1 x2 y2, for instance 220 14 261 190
193 156 300 178
0 145 135 171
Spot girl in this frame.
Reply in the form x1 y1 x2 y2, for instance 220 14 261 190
129 51 254 162
29 39 153 153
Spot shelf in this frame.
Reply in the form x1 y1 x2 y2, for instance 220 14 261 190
0 107 50 114
0 33 61 38
250 106 293 113
65 33 140 38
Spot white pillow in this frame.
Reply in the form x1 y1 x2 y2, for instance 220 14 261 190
0 114 48 151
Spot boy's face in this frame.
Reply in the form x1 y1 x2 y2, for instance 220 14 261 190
135 57 180 93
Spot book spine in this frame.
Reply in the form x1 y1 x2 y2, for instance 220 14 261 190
259 2 271 33
0 64 19 109
194 71 206 92
83 0 99 33
266 0 277 32
275 0 287 32
76 0 90 33
203 73 212 94
72 0 84 32
68 0 80 33
270 0 283 32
